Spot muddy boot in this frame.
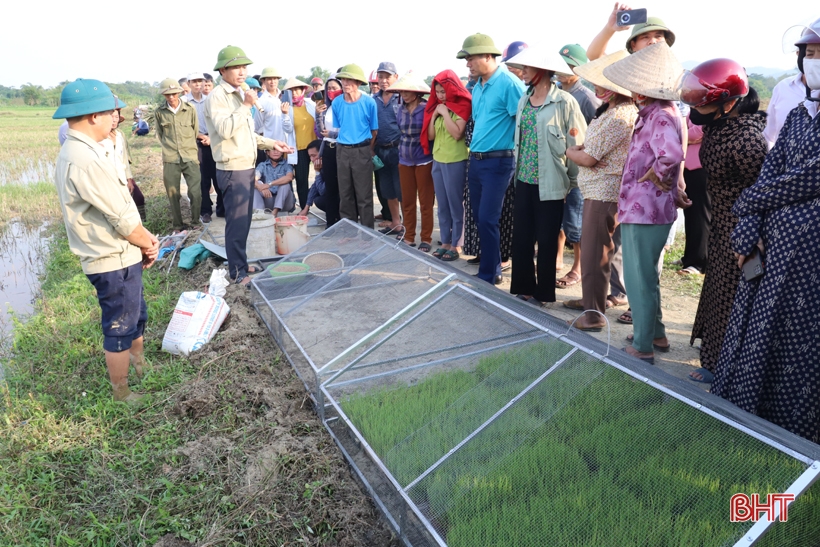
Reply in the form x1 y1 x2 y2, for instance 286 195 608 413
112 383 144 404
132 357 152 379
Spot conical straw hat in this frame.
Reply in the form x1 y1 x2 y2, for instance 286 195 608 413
603 42 683 101
573 50 632 97
387 72 430 94
282 78 311 91
504 45 572 75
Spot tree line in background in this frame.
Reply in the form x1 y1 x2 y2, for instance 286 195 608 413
0 67 797 108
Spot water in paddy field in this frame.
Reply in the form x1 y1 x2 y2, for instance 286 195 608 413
0 158 55 185
0 222 51 377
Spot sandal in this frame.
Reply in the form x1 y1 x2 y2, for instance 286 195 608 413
235 276 252 287
617 309 633 325
677 266 704 275
246 265 263 274
622 346 654 365
432 248 446 259
626 334 670 353
607 295 628 307
441 249 460 261
555 271 580 288
418 242 431 253
688 368 715 383
562 299 584 310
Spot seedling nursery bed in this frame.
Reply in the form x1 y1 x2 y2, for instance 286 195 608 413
250 220 820 547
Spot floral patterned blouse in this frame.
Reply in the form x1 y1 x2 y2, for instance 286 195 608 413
516 102 539 185
578 101 637 202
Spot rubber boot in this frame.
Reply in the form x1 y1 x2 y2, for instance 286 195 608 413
112 383 144 404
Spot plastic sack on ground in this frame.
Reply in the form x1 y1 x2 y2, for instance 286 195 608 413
208 268 230 298
178 243 211 270
162 291 230 356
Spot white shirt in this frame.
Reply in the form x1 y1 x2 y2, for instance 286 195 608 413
764 73 806 149
806 90 820 120
167 101 181 114
254 90 297 164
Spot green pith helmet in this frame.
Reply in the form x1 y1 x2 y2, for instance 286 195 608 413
213 45 253 71
335 64 368 84
559 44 589 67
259 67 282 79
626 17 676 53
159 78 184 95
456 33 502 59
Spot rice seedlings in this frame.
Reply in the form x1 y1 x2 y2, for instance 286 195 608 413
339 342 820 546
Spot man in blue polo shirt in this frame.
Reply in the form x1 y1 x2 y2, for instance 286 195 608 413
332 63 379 228
458 33 525 284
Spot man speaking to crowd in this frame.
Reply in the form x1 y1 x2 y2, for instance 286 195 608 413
204 45 294 286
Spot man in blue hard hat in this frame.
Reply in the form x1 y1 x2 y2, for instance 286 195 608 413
53 78 160 404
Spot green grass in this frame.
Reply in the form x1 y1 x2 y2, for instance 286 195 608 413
0 107 62 230
340 343 820 547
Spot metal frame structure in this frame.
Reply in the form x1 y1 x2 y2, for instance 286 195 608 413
250 220 820 547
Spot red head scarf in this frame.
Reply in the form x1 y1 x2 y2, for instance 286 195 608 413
421 69 472 155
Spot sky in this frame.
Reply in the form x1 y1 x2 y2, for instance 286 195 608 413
1 0 813 89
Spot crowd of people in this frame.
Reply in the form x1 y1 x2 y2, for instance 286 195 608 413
51 4 819 445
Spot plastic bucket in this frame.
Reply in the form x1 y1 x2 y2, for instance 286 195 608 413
247 211 277 259
274 215 310 255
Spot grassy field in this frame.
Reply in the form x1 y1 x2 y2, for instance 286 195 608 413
0 107 393 546
0 107 63 230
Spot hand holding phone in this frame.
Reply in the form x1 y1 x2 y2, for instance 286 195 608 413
741 248 765 281
616 8 647 26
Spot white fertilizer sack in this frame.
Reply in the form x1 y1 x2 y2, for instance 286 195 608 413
162 291 230 356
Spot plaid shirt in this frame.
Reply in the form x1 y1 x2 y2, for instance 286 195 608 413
397 99 433 166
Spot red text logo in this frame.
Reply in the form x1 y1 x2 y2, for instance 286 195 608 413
730 493 795 522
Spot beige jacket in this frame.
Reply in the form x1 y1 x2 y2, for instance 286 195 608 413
204 81 276 170
55 129 143 274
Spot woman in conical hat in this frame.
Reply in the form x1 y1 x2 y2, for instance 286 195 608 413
564 50 637 330
602 42 685 364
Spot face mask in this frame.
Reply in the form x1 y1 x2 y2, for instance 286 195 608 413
292 93 305 107
804 59 820 90
688 108 720 126
595 89 615 102
327 89 343 101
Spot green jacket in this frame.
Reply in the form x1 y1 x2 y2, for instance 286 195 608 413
514 84 586 201
154 101 200 164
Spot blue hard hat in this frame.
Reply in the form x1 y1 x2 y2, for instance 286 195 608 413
245 77 261 89
502 41 528 63
53 79 125 119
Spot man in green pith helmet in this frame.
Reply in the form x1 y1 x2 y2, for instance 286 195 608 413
154 77 202 230
204 45 294 286
330 63 379 229
53 78 160 404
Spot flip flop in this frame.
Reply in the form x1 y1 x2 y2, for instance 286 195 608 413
378 220 392 228
622 347 654 365
563 299 584 310
247 265 263 274
418 242 432 253
555 272 580 288
567 319 603 332
617 309 633 325
607 295 628 307
626 334 671 353
441 249 460 261
688 368 715 383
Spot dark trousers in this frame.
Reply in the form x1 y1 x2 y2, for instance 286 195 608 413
510 181 563 303
216 168 254 280
337 145 374 229
581 200 618 316
468 155 514 282
295 149 311 209
199 143 223 217
682 167 711 271
321 142 341 227
374 146 401 221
